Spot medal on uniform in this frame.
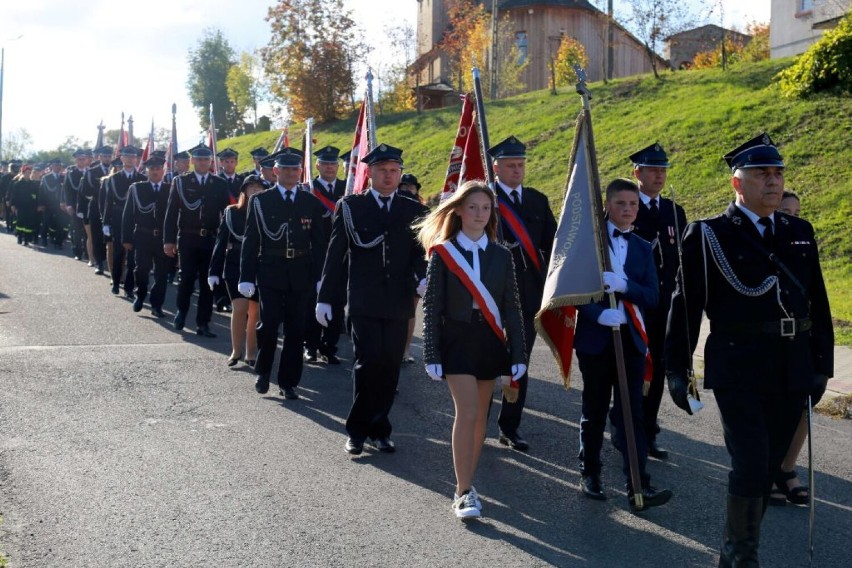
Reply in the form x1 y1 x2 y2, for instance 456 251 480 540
668 225 675 244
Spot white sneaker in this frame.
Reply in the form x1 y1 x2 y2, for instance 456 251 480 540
452 491 481 520
454 487 483 511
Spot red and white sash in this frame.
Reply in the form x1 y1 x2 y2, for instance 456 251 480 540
433 241 505 346
623 300 653 394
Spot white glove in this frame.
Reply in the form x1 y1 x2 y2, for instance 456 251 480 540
425 364 443 382
511 363 527 382
315 303 333 327
416 278 427 297
102 225 111 238
238 282 255 297
316 280 322 294
207 276 220 290
597 308 626 327
602 271 627 293
76 211 84 219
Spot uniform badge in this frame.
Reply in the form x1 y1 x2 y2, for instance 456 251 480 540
731 216 742 226
301 217 312 230
780 216 790 225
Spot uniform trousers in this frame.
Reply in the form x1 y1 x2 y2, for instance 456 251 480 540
714 388 805 498
256 286 308 388
641 310 668 442
111 228 135 293
69 215 85 258
577 335 649 485
497 315 536 434
133 235 172 310
87 207 106 264
346 316 408 441
175 242 214 326
41 207 67 246
304 289 344 356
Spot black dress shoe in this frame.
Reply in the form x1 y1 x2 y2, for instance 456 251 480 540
648 441 669 460
345 438 364 455
245 359 256 368
628 486 673 512
132 296 144 312
255 374 270 394
94 265 105 275
304 349 319 363
370 437 396 453
151 307 165 318
124 291 135 301
174 311 186 330
227 355 242 367
196 325 216 338
498 431 529 452
580 475 607 501
279 386 299 400
321 353 340 365
111 283 120 295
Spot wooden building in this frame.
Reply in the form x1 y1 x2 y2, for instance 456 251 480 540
412 0 665 108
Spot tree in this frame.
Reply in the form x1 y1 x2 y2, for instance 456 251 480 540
495 15 530 99
187 28 239 138
227 52 264 129
439 0 490 94
778 12 852 98
376 23 417 114
553 37 589 88
261 0 363 123
626 0 698 79
1 128 32 160
741 22 770 62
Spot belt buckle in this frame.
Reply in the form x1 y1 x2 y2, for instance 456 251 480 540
153 229 160 237
199 228 207 236
285 248 295 259
780 318 796 337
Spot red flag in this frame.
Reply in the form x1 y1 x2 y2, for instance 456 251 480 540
459 117 485 185
208 104 219 174
139 120 154 170
441 95 474 197
272 126 289 153
345 100 371 195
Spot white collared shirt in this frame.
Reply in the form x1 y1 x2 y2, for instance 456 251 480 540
455 231 489 308
370 188 395 211
497 180 523 204
607 220 630 319
195 173 207 185
639 191 659 210
735 202 774 236
277 184 299 201
123 169 135 179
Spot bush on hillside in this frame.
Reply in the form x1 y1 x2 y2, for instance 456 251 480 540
777 13 852 98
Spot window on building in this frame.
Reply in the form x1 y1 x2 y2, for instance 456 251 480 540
515 31 528 64
800 0 813 12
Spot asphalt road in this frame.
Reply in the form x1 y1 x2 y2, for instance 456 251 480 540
1 231 850 568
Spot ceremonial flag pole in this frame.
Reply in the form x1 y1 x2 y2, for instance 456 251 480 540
139 119 154 169
127 115 135 147
95 120 105 150
301 117 314 187
166 103 178 177
272 123 290 153
471 67 494 186
572 65 644 508
115 112 127 158
345 70 377 196
208 104 219 174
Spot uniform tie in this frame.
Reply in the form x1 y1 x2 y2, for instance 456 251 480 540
612 228 630 239
649 198 659 216
510 189 521 208
379 195 390 214
758 217 773 249
153 183 160 192
284 189 293 202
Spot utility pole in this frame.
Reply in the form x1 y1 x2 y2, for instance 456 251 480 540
607 0 614 81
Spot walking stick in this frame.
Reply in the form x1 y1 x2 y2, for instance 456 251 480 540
574 65 643 508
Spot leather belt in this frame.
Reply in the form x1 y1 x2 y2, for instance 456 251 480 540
136 227 161 237
182 228 217 237
262 248 310 259
711 318 812 338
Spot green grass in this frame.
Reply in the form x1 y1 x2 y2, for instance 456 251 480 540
222 58 852 343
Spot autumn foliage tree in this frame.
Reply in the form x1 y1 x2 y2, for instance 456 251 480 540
553 37 589 88
440 0 490 94
692 23 770 69
261 0 363 123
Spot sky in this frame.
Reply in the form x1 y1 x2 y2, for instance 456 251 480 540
0 0 770 155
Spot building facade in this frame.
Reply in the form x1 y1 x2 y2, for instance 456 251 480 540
770 0 850 58
665 25 752 70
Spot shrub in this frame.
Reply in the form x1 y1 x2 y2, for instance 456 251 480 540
777 13 852 98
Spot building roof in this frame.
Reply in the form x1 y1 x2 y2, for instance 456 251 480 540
490 0 598 11
666 24 751 42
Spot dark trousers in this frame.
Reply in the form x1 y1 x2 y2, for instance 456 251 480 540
641 311 667 443
256 286 308 388
111 233 135 293
346 316 408 441
497 315 536 434
714 388 805 498
133 236 172 310
41 209 67 246
577 337 649 485
176 244 214 326
69 215 85 257
304 289 344 356
88 218 106 264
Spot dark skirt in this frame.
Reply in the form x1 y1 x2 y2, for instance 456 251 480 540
441 311 511 381
225 277 259 303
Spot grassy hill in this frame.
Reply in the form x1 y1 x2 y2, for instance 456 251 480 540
222 58 852 343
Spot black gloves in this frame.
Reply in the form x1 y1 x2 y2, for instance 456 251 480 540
667 371 693 415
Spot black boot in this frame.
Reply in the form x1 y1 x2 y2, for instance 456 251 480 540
719 494 762 567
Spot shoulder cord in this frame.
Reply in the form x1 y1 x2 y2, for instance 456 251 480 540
42 174 61 192
110 176 129 202
342 200 383 248
129 184 156 215
701 223 792 318
175 176 202 211
252 197 288 241
66 170 83 192
225 208 245 243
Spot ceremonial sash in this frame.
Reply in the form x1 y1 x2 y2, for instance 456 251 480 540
434 242 505 345
497 196 542 272
623 300 653 395
312 188 336 214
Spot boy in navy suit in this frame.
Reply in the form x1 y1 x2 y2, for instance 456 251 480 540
575 178 672 511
